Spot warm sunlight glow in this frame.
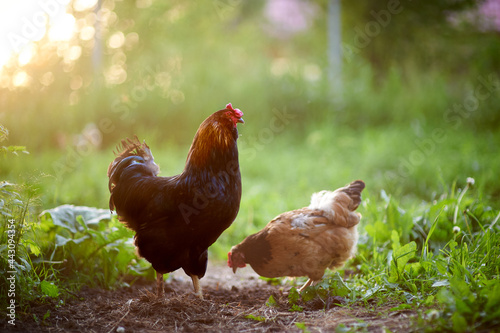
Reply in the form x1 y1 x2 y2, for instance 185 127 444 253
0 1 77 73
18 43 36 66
105 65 127 85
108 31 125 49
0 51 10 72
73 0 98 12
48 13 76 42
80 25 96 41
66 45 82 62
12 70 30 87
40 71 55 86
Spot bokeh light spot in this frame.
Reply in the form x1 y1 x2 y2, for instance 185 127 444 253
108 31 125 49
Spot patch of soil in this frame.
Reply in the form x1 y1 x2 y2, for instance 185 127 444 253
2 262 419 332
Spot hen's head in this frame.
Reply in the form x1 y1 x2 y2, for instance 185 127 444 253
227 247 246 273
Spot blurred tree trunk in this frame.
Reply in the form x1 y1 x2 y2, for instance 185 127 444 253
93 0 103 74
328 0 342 100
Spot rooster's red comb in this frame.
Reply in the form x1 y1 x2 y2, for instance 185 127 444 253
226 103 243 117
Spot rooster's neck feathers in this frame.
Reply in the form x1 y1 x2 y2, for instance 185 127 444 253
184 112 239 173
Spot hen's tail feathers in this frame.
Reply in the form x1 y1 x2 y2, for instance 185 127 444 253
338 180 365 211
107 136 160 210
308 180 365 228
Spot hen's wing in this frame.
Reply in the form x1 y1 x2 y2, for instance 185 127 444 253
248 202 358 280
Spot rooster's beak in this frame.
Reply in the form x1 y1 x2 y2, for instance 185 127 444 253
237 118 244 124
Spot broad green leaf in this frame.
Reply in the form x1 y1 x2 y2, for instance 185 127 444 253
40 204 112 234
55 234 71 247
40 281 60 298
406 262 422 276
391 230 401 251
389 241 417 283
28 243 41 256
21 239 41 256
394 241 417 270
266 295 278 307
328 272 351 297
301 287 318 302
432 280 450 288
361 286 380 301
55 234 89 247
288 287 300 304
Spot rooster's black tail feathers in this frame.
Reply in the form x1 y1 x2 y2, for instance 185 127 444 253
107 136 159 210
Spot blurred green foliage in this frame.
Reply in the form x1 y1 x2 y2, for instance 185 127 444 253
0 0 499 149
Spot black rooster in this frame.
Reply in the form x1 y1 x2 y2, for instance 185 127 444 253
108 104 244 298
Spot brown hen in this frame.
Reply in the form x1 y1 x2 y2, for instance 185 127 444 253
228 180 364 292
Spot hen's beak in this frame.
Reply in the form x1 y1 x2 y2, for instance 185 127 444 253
232 266 238 274
237 118 244 124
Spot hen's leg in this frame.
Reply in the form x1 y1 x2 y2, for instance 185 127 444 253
156 272 164 297
298 278 313 293
190 275 203 299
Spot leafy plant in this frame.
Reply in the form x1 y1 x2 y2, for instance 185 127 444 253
266 294 278 307
287 287 304 312
355 179 499 331
387 231 418 286
0 135 53 312
40 205 151 289
428 226 500 331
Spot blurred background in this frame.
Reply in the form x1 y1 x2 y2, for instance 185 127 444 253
0 0 499 213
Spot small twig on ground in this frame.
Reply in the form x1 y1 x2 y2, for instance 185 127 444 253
106 299 133 333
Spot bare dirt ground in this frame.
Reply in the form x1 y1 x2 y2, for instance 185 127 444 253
3 261 419 332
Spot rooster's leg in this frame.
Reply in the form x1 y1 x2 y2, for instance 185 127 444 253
156 272 164 297
190 274 203 299
298 278 313 293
